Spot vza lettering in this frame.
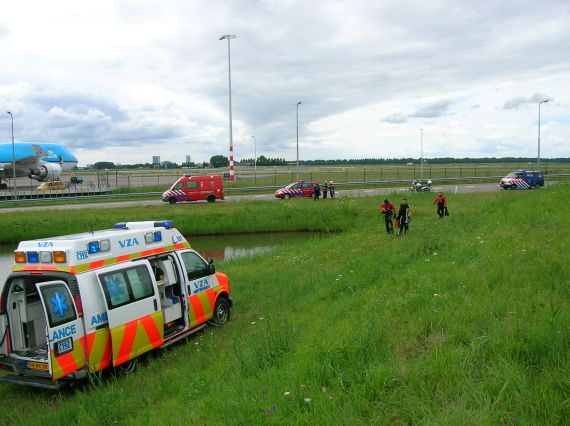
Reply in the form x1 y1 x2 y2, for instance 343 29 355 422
118 238 140 248
90 312 108 326
37 242 54 248
193 278 210 292
50 324 76 342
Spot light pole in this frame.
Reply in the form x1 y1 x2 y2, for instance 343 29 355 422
538 99 549 165
251 135 257 183
219 34 237 181
296 101 301 181
420 128 423 179
6 111 16 195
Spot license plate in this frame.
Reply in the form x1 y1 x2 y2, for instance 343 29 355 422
27 361 48 371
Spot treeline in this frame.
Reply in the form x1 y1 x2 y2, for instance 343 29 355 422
301 157 570 165
239 156 288 166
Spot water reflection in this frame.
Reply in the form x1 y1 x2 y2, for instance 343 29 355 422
0 232 313 283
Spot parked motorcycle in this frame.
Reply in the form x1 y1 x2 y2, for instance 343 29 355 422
409 180 432 192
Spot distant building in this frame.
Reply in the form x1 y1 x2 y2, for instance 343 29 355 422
186 155 192 163
152 156 160 166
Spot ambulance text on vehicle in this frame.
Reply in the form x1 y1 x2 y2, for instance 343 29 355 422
162 175 224 204
0 220 232 389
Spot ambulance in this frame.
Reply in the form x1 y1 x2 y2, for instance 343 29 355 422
0 221 232 389
162 175 224 204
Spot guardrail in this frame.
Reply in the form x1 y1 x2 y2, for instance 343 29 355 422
0 174 568 206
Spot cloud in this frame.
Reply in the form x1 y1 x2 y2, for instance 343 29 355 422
410 100 453 118
383 114 408 124
503 93 551 109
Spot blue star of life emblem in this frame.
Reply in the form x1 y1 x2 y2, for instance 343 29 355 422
50 290 69 318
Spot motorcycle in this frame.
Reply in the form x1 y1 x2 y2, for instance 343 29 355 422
409 180 432 192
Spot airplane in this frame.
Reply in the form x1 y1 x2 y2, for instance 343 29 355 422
0 142 78 186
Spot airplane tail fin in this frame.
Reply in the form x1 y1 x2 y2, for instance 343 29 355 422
32 144 47 158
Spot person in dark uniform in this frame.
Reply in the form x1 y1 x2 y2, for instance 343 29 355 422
433 192 447 218
329 181 335 198
379 199 397 234
312 182 321 201
322 181 328 199
396 198 412 236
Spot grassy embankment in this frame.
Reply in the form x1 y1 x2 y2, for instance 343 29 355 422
0 186 568 424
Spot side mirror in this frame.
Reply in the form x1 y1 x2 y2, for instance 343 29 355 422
207 258 215 274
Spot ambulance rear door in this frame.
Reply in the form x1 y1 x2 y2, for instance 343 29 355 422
36 281 86 381
96 260 164 367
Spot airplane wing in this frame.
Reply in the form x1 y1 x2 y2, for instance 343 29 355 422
14 144 48 168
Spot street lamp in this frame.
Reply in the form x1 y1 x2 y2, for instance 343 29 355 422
538 99 549 165
219 34 237 181
6 111 16 195
251 135 257 183
420 128 423 179
296 101 301 181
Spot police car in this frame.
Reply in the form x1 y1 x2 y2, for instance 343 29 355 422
274 181 318 199
500 170 544 190
0 221 232 389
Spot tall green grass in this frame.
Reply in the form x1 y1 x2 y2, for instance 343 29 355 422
0 186 568 424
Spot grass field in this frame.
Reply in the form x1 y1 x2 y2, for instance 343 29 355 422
0 185 568 424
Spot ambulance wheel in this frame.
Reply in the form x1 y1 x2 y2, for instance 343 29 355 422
118 358 138 375
168 197 176 204
210 297 230 326
283 194 291 200
207 195 216 203
511 184 517 190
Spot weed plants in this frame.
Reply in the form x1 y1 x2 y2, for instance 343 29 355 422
0 186 568 424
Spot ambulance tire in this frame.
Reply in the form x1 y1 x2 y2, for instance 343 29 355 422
283 194 291 200
207 195 216 203
168 197 177 204
511 184 517 190
210 297 230 326
118 358 139 375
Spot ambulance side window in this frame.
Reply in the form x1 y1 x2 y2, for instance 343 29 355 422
187 182 198 189
100 265 155 310
180 252 209 280
39 283 77 327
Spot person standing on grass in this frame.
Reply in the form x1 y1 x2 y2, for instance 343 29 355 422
433 192 447 218
329 181 335 198
322 181 328 199
396 198 412 236
312 182 321 201
379 198 397 234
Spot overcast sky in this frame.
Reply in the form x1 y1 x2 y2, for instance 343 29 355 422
1 0 569 166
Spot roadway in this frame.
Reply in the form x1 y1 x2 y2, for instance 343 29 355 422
0 182 503 213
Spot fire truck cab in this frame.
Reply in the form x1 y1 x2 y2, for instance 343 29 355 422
0 221 232 389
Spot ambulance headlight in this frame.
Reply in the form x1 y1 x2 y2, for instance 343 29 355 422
40 251 53 263
99 239 111 252
27 251 39 263
88 241 100 254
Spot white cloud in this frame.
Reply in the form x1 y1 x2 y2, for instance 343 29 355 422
0 0 569 164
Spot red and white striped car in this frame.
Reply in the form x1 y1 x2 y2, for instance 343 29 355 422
274 181 318 199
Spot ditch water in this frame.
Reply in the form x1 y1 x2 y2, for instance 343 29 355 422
0 232 313 283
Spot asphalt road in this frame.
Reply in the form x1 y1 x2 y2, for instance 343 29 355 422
0 183 505 213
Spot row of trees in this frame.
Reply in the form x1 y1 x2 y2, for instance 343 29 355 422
89 156 569 170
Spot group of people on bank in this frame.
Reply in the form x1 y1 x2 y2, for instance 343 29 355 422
312 181 335 200
379 192 448 236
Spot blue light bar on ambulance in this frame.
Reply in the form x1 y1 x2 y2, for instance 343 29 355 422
154 220 174 229
88 241 100 254
114 223 128 229
27 251 39 263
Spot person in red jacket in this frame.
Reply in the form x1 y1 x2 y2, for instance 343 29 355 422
379 198 397 234
433 192 447 218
